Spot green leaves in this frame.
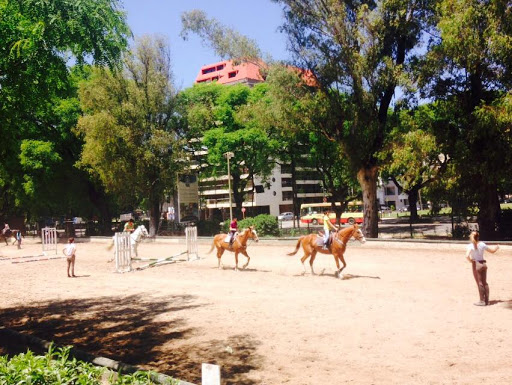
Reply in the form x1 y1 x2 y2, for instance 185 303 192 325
0 345 174 384
181 9 262 64
77 36 184 231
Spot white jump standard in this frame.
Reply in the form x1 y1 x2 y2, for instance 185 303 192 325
114 232 132 273
42 227 58 255
186 225 199 261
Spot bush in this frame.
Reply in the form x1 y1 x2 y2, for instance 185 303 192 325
452 222 471 239
0 345 179 384
222 214 280 237
197 219 221 236
241 214 280 237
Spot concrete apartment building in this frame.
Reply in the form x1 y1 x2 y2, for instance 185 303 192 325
175 60 409 222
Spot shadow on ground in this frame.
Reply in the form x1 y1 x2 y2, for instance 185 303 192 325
0 295 263 385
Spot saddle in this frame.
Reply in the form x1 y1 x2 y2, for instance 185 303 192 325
224 232 238 244
316 231 335 248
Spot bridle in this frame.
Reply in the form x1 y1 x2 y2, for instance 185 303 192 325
234 228 259 248
334 227 365 246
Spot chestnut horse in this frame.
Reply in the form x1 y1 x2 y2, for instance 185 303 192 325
208 226 259 271
0 229 22 249
288 224 366 277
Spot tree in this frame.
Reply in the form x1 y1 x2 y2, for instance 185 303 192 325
178 82 279 219
380 105 450 221
0 0 130 222
420 0 512 239
274 0 436 237
76 35 184 236
181 9 263 65
258 64 360 224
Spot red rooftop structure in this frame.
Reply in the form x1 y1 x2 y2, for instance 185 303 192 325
195 60 264 86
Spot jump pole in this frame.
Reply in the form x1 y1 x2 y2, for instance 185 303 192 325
135 226 199 270
41 227 58 256
114 232 132 273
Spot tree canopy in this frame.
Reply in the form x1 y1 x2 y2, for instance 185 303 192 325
0 0 130 223
76 35 184 235
273 0 436 237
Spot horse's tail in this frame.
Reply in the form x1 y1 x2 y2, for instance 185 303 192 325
207 239 216 254
287 237 304 256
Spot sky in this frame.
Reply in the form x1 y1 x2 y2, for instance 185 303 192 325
122 0 291 88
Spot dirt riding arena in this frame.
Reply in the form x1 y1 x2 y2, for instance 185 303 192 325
1 236 512 384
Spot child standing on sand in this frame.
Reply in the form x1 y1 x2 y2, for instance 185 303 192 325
63 237 77 278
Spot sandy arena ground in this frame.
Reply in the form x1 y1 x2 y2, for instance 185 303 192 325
1 236 512 385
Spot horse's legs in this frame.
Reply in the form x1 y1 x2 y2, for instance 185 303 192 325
240 249 250 269
217 248 225 269
234 251 240 271
309 251 318 275
300 253 311 275
336 254 347 277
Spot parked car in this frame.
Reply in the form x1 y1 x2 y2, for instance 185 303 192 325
278 212 294 221
380 206 392 213
180 215 199 223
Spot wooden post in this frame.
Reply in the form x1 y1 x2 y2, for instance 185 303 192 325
202 363 220 385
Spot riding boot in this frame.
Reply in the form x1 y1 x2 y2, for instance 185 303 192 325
474 285 486 306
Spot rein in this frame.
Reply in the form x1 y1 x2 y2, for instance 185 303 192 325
333 228 353 247
232 229 256 249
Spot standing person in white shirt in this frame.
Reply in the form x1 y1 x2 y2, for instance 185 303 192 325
63 237 77 278
465 231 499 306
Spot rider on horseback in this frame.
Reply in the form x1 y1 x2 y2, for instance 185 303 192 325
229 217 238 247
2 223 11 237
322 210 337 249
124 218 135 233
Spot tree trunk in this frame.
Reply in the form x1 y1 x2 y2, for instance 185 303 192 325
407 186 420 222
148 198 161 237
232 174 243 219
477 181 500 240
148 184 161 237
290 158 300 228
357 166 379 238
87 183 113 235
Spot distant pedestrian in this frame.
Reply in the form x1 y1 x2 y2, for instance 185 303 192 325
63 237 77 278
465 231 499 306
124 218 135 233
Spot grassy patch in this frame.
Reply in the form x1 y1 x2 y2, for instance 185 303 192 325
0 345 178 384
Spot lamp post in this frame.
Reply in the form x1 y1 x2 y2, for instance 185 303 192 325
224 152 234 222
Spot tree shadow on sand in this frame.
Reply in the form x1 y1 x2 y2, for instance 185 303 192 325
0 295 263 385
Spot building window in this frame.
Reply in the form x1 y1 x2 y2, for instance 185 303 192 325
385 186 395 196
281 165 292 174
216 64 225 71
202 67 216 74
211 76 219 81
281 178 293 188
228 71 237 78
282 191 293 201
